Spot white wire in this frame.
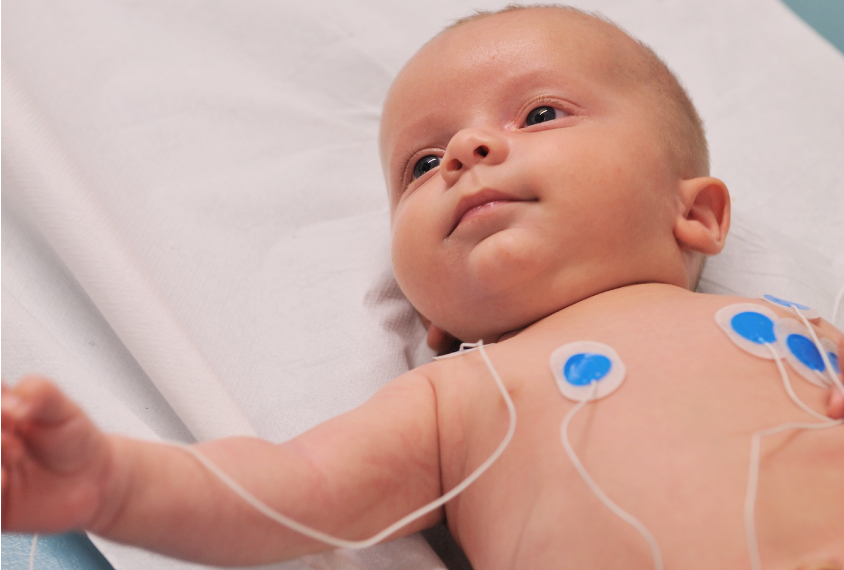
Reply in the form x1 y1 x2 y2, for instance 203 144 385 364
176 339 516 550
791 307 844 397
559 382 664 570
744 419 841 570
432 341 495 361
28 534 39 570
832 283 844 327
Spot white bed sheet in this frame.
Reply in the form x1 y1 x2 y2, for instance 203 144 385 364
2 1 843 569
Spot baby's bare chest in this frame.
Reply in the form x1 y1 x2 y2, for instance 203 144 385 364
429 291 843 568
436 293 833 455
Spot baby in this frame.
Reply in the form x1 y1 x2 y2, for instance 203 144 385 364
3 6 844 569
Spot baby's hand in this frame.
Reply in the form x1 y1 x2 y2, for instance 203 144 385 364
827 336 844 420
2 377 113 533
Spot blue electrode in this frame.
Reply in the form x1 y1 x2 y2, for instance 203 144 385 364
715 303 784 360
828 352 840 375
563 353 612 386
551 341 626 402
785 334 825 372
774 318 832 387
718 303 836 387
760 294 820 320
762 294 810 311
730 312 776 345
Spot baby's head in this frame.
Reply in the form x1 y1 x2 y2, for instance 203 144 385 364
380 5 730 344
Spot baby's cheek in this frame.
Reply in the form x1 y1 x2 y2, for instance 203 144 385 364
391 222 438 309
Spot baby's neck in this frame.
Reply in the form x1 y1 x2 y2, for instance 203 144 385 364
494 282 691 343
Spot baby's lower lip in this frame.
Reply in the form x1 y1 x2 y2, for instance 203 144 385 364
457 200 516 226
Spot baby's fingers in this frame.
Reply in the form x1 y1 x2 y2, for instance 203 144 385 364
828 389 844 420
827 336 844 420
6 376 80 426
1 430 24 511
1 383 25 428
3 376 105 476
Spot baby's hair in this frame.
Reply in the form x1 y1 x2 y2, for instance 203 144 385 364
442 4 710 179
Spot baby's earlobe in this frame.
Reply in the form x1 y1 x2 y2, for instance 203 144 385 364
417 313 459 354
427 323 459 355
673 177 731 255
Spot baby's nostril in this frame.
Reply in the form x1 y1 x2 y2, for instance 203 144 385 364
446 158 463 172
475 145 489 158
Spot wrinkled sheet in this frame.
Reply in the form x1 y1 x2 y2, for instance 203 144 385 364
2 1 843 569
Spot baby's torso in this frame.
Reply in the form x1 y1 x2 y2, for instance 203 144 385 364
425 284 843 570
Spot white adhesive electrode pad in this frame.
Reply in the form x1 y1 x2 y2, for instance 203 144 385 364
715 303 784 360
550 341 626 402
774 318 833 387
760 294 820 321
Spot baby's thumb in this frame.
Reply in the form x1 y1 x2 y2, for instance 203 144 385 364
13 377 80 425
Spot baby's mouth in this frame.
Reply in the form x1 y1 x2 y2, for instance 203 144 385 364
450 189 533 235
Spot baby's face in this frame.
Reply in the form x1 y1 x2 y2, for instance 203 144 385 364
380 9 688 342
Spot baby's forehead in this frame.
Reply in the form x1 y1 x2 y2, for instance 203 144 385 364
382 9 637 131
398 9 633 93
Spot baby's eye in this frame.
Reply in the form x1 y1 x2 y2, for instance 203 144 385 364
413 155 441 179
524 105 566 126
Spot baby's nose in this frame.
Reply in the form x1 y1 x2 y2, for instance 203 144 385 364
441 128 509 186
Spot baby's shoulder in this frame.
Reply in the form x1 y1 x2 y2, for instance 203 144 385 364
490 286 841 386
530 285 839 340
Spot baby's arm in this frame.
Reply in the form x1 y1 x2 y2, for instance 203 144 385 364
2 373 443 565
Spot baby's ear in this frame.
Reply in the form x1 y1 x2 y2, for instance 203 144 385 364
673 176 730 255
427 324 459 355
